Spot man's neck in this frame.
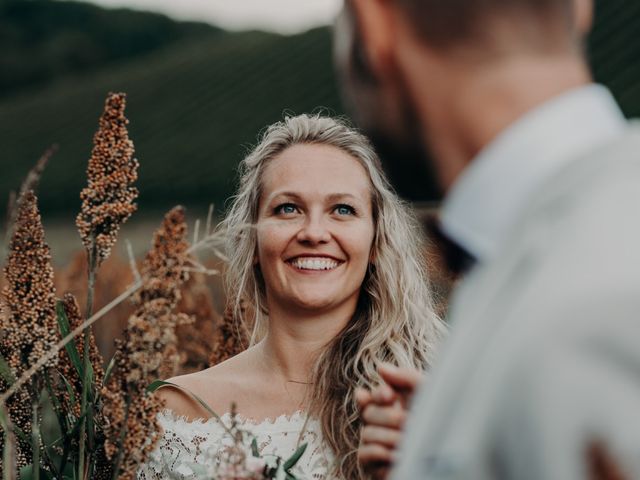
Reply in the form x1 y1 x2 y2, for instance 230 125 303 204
406 52 592 191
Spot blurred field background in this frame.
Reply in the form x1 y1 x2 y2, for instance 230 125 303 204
1 0 639 370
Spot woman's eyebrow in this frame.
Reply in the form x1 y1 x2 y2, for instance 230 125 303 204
264 191 303 204
265 191 365 204
325 193 362 203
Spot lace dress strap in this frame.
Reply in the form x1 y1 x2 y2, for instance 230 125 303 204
137 410 338 479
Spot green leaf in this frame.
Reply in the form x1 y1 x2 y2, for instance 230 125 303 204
93 355 115 406
68 412 87 438
44 371 68 435
146 380 233 435
251 437 259 457
18 465 33 480
57 370 77 411
0 352 16 386
85 364 96 452
55 301 83 378
102 355 116 386
18 466 54 480
283 443 307 471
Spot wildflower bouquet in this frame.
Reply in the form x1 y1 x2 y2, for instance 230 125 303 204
0 92 225 479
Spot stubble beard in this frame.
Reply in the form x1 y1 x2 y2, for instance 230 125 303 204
334 7 443 199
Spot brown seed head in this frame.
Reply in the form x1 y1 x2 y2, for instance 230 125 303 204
76 92 139 265
1 191 58 374
209 301 250 367
98 207 192 479
0 190 58 468
176 271 221 373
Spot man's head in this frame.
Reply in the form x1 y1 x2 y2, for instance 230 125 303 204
388 0 589 55
335 0 594 192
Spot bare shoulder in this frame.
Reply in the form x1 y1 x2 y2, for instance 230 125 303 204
155 348 259 421
154 371 210 421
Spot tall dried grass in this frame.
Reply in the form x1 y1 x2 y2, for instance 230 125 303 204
0 191 58 471
0 92 232 480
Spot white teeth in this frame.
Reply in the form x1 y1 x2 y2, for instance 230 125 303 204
290 257 339 271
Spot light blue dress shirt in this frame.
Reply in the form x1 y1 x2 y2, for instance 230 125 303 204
440 84 626 264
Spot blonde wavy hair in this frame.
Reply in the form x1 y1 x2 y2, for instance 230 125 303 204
219 114 446 479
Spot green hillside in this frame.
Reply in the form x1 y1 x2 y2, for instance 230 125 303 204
1 0 639 218
0 26 345 215
589 0 640 117
0 0 218 96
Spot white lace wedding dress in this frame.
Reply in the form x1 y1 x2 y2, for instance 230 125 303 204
137 410 338 479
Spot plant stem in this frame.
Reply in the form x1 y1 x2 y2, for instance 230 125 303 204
78 243 98 480
41 375 65 479
1 402 17 480
31 384 40 480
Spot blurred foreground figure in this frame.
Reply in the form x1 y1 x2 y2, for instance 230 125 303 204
336 0 640 478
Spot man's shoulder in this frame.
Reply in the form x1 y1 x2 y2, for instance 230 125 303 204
537 122 640 206
461 123 640 346
510 124 640 261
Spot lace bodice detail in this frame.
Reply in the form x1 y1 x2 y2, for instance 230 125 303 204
137 410 338 479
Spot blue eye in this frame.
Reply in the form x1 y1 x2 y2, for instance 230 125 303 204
335 204 356 215
275 203 298 215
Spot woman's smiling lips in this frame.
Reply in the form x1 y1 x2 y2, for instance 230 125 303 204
286 255 344 272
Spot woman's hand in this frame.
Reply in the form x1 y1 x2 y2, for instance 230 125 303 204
356 363 423 480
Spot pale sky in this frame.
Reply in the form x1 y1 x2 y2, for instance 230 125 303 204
85 0 344 34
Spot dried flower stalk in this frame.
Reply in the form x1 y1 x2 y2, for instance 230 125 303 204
75 92 139 478
209 302 250 367
0 191 58 470
175 271 220 373
99 206 193 480
3 145 55 251
76 92 139 266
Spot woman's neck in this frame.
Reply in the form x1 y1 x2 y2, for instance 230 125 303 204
257 302 354 383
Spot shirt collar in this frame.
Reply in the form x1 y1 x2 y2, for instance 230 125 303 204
440 84 626 263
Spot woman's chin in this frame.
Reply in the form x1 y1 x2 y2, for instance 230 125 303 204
286 290 359 314
291 296 336 312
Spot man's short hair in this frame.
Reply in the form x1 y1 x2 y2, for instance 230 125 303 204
398 0 577 53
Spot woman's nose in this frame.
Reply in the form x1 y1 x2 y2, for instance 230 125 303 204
296 215 331 244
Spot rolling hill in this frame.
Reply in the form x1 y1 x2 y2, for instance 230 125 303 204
1 0 639 218
0 25 346 215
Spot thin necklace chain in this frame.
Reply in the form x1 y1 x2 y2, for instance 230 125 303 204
287 379 313 385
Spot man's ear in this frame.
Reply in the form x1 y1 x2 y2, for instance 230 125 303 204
348 0 397 80
573 0 594 36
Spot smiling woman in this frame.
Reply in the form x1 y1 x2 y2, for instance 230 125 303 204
257 143 375 318
137 114 446 480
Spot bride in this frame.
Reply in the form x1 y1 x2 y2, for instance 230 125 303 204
137 114 445 479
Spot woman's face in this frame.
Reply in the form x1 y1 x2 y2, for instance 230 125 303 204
256 143 375 316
